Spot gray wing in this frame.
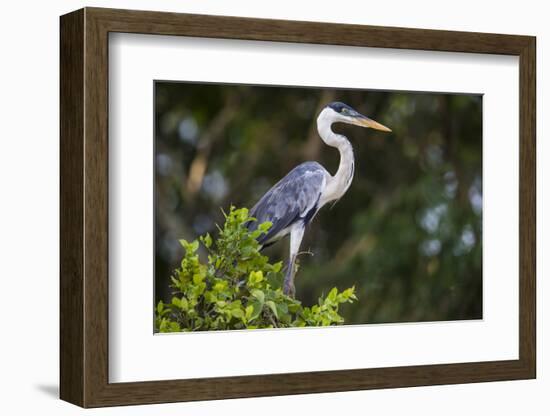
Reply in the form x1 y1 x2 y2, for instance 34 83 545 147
248 162 327 246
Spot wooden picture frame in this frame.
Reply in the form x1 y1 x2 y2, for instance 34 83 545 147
60 7 536 408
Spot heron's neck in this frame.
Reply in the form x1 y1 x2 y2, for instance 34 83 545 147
317 116 355 205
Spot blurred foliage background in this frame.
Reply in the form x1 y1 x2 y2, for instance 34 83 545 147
154 82 482 325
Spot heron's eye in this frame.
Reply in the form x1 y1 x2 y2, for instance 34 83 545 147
341 108 349 114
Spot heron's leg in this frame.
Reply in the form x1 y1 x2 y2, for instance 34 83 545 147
284 225 305 297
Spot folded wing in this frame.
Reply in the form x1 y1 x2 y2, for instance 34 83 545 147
248 161 328 246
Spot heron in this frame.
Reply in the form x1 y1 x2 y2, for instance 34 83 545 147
248 102 391 297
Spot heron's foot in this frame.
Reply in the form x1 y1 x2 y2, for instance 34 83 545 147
283 255 297 298
283 280 296 298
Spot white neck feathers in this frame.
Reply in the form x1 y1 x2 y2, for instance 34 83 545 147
316 108 356 206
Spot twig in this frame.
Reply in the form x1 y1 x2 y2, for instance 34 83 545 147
297 249 314 258
267 311 279 328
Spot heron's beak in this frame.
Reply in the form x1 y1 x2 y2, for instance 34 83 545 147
352 115 392 132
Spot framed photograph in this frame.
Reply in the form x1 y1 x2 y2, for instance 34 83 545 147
60 7 536 408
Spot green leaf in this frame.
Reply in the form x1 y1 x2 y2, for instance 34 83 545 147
250 289 265 304
248 270 264 285
276 302 288 316
272 262 283 273
265 300 278 319
258 221 273 233
245 305 254 319
231 308 244 319
213 280 228 292
288 302 301 313
172 296 188 311
202 233 212 248
179 239 199 254
193 273 204 285
169 322 181 332
327 287 338 303
250 301 263 320
171 296 181 308
204 291 217 304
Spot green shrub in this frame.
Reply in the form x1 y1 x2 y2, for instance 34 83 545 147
155 207 357 332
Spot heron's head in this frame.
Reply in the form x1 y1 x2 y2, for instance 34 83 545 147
322 101 391 132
